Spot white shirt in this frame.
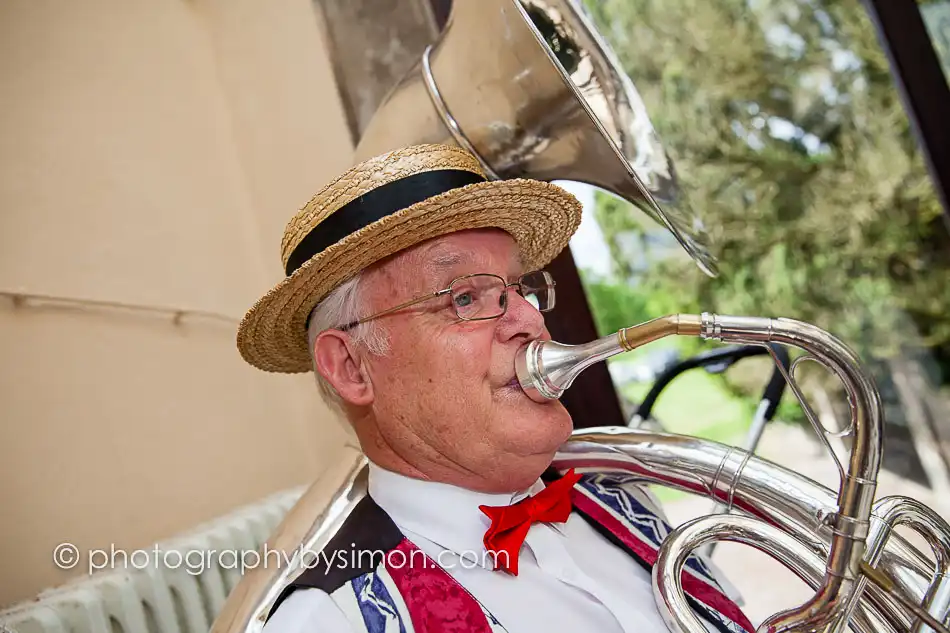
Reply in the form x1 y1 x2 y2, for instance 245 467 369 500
264 462 734 633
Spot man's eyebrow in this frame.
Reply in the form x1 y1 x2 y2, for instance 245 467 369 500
429 252 465 269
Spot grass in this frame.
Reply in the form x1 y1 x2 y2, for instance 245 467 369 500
621 371 756 444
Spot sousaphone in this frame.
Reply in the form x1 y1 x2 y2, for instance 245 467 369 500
355 0 718 276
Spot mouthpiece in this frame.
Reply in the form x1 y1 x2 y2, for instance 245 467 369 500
516 314 703 402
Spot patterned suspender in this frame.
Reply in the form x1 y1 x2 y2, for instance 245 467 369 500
568 472 755 633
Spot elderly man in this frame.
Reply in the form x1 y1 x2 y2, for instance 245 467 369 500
238 144 751 633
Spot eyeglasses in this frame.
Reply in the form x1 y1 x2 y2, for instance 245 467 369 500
337 270 556 331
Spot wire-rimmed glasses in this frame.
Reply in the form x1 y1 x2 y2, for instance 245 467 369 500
337 270 556 331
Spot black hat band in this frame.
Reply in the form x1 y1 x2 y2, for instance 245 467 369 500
284 169 486 276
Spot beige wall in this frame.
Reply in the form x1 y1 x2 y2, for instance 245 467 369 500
0 0 355 607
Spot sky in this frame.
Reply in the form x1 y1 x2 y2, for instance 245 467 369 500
554 180 614 277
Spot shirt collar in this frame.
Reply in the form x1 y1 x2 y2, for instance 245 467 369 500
367 461 552 569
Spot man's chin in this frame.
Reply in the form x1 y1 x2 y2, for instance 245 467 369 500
506 404 574 458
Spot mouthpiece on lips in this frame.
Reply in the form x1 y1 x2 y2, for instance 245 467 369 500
515 337 622 403
514 315 707 403
515 339 561 402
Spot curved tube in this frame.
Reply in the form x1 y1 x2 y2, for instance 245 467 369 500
858 496 950 633
556 429 926 631
652 513 884 633
210 452 368 633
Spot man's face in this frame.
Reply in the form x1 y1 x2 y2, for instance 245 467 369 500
357 229 573 489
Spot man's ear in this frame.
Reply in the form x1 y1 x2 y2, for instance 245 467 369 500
313 330 374 406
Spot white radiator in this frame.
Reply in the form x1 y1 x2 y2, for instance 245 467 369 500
0 487 305 633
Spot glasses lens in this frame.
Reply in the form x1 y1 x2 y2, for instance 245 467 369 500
519 271 555 312
450 275 506 320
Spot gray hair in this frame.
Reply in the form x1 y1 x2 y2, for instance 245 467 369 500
306 273 390 413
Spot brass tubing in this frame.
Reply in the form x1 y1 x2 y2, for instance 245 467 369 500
618 314 702 351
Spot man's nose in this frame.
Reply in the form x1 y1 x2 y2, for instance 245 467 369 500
495 287 545 343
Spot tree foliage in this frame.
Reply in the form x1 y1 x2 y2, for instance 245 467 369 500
581 0 950 370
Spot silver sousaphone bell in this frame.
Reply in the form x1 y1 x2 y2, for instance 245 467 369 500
355 0 719 276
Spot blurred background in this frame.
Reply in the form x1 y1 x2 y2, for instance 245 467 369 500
570 0 950 491
1 0 949 628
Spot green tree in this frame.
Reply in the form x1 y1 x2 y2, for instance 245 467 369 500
580 270 652 337
577 0 950 474
582 0 950 367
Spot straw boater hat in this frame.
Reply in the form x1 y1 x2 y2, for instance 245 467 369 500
236 143 583 373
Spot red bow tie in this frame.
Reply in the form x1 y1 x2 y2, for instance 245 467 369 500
478 468 582 576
